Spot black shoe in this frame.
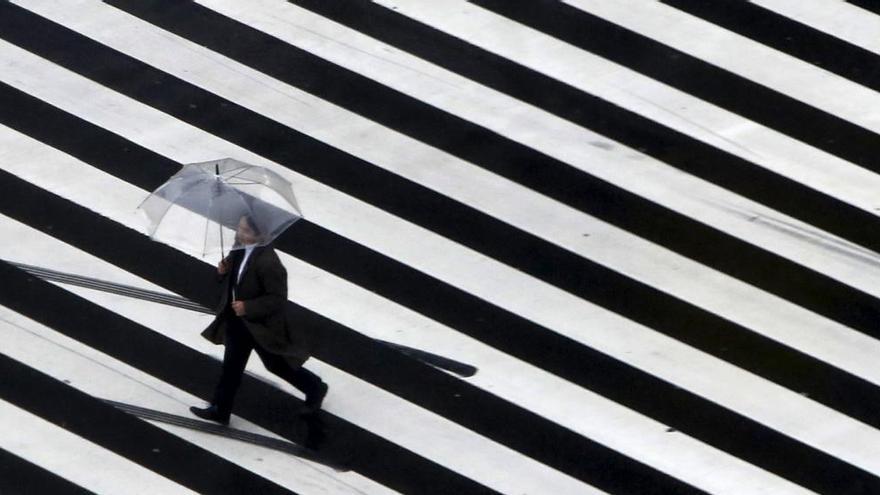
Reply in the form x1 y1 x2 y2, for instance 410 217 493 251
301 382 328 415
189 405 230 426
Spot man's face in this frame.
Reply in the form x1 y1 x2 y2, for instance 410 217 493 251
236 217 258 245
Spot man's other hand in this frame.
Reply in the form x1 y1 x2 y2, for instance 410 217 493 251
231 300 246 316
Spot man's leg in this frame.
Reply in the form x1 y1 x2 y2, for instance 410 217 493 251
255 347 328 413
211 317 255 416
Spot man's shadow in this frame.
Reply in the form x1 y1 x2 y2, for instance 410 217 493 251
255 397 353 471
300 411 327 451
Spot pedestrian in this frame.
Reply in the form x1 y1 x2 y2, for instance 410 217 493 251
190 215 328 425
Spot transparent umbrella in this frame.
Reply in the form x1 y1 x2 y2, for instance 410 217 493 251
137 158 302 259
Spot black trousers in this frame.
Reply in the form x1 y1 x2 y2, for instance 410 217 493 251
212 314 322 415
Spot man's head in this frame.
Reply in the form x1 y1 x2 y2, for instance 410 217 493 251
236 215 262 246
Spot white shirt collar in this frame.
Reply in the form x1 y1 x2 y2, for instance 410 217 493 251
237 245 257 283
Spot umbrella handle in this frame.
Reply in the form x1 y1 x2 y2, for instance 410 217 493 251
219 215 224 259
215 163 224 258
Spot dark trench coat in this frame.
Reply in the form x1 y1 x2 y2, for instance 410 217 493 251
201 246 310 367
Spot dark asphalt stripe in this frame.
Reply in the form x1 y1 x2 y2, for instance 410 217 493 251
0 259 500 495
0 87 875 495
0 174 697 494
471 0 880 172
845 1 880 15
7 0 880 428
0 352 296 495
0 86 704 495
268 0 880 333
11 259 477 377
101 399 349 470
5 8 880 492
278 0 880 259
105 0 601 218
104 0 880 328
659 0 880 92
4 16 880 492
0 151 704 494
0 2 656 334
0 90 686 494
0 447 96 495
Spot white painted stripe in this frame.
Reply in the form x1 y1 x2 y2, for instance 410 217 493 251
1 9 880 486
16 0 880 399
24 0 627 280
0 3 876 492
0 304 395 495
0 392 198 495
185 0 880 390
12 0 880 327
204 0 880 274
195 0 880 230
0 167 814 495
0 113 832 495
1 0 880 490
749 0 880 56
562 0 880 133
0 209 601 495
359 0 880 298
0 170 815 495
31 0 880 309
335 0 880 218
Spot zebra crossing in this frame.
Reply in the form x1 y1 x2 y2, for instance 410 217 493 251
2 1 880 493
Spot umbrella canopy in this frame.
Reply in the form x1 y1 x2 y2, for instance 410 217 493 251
138 158 302 258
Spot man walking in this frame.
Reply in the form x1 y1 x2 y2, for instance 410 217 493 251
191 215 328 425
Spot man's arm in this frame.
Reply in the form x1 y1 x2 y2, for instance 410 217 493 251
217 257 231 281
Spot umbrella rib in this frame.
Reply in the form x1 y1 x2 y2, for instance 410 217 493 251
141 161 302 257
221 165 251 180
144 176 209 223
202 203 211 258
224 179 262 185
140 191 185 238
